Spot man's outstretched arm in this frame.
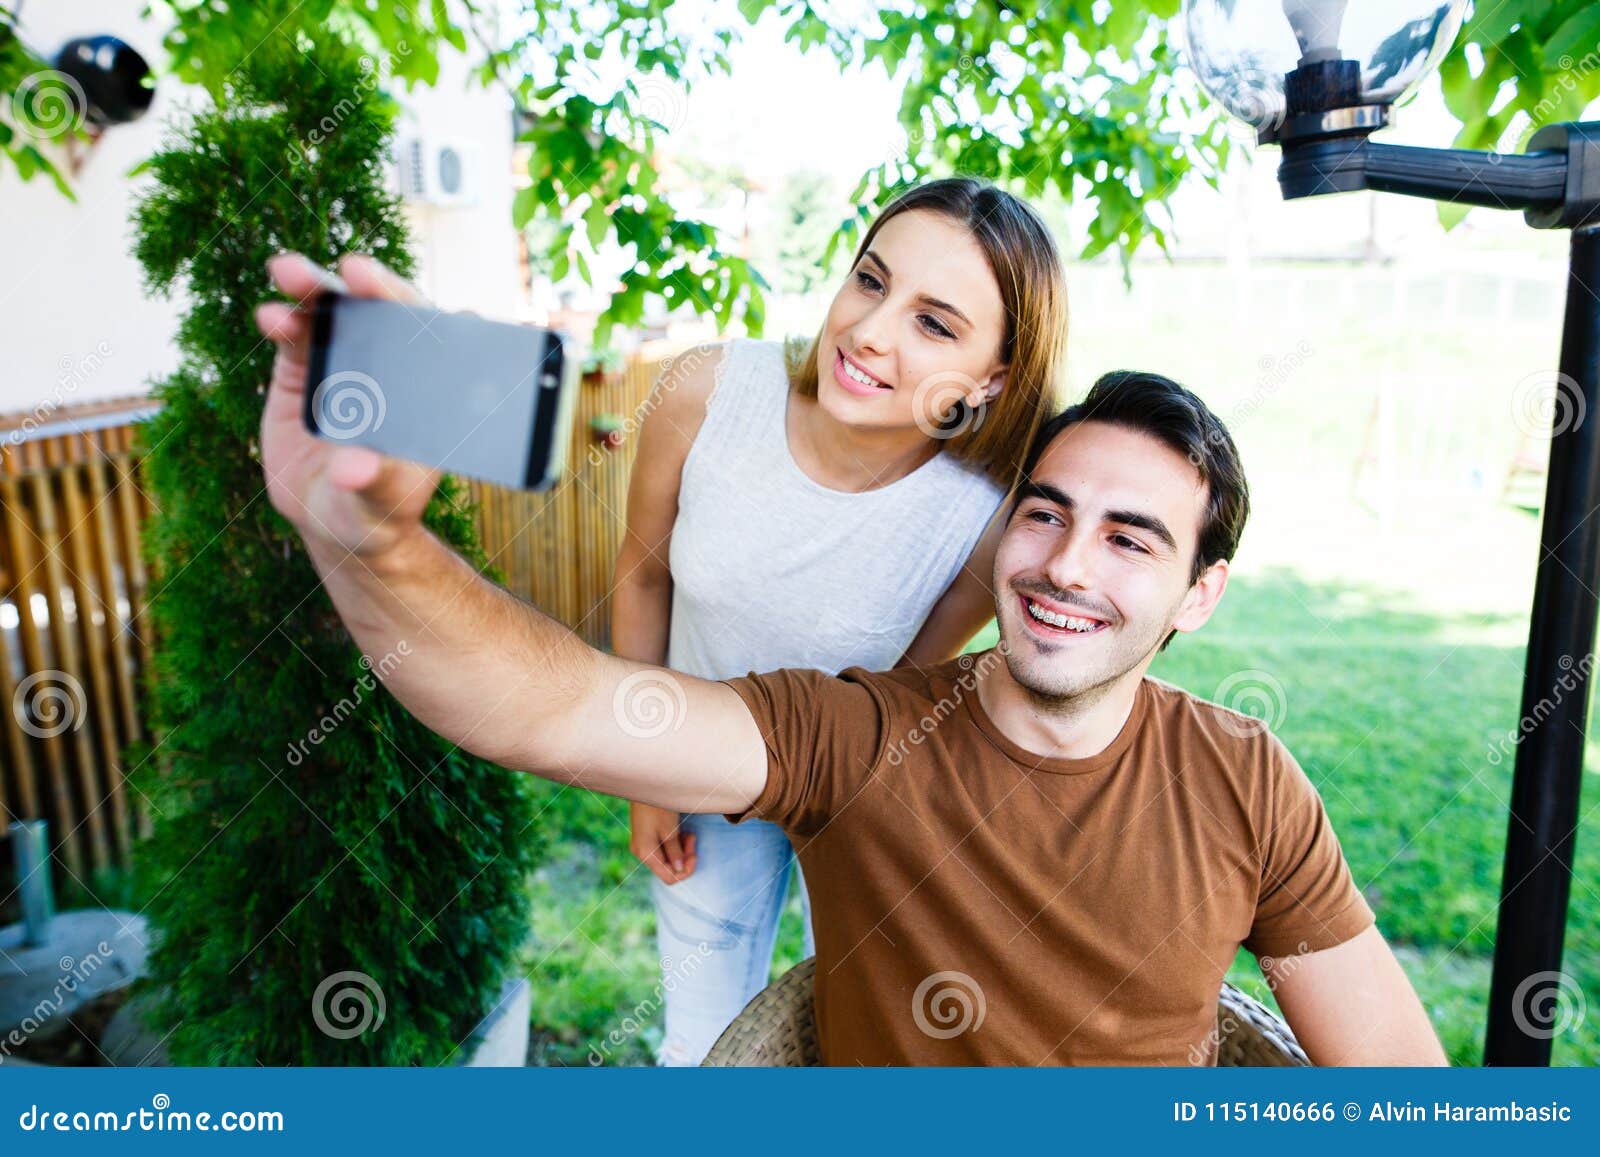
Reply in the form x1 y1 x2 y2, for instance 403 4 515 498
303 523 767 812
255 251 767 815
1264 925 1447 1065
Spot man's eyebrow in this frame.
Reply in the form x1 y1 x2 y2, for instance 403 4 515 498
1105 509 1177 552
861 249 974 328
1013 480 1074 511
1013 483 1179 552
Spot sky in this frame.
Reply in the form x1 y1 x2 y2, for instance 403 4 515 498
646 0 1485 183
585 0 1574 269
624 0 909 187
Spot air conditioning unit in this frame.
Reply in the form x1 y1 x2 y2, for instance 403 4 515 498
396 136 481 208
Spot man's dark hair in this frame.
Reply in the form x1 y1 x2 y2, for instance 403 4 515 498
1014 370 1251 590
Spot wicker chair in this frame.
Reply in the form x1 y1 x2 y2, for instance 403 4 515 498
702 956 1308 1066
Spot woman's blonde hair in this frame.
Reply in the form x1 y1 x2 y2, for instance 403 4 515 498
786 176 1068 489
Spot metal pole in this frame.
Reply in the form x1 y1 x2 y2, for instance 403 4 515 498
8 819 55 947
1484 224 1600 1065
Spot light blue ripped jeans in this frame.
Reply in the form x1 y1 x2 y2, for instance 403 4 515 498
650 811 814 1066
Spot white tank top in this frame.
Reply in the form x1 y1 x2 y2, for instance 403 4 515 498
667 338 1009 680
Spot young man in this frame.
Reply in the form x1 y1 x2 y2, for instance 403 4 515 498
255 253 1445 1066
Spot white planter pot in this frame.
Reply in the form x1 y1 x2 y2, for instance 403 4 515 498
103 976 529 1067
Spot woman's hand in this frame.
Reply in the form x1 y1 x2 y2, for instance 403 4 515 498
629 802 697 884
254 252 441 561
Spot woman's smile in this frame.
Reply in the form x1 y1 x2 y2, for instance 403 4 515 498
832 347 893 397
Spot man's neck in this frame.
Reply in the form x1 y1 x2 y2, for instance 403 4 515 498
975 656 1146 762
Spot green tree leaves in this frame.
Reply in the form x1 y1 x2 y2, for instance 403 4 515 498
7 1 1595 327
1443 0 1600 154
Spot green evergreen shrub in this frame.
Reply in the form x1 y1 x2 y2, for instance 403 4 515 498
125 34 543 1065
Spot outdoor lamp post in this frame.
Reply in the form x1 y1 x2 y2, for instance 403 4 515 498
1181 0 1600 1066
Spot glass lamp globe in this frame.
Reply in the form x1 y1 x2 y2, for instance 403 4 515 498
1181 0 1467 137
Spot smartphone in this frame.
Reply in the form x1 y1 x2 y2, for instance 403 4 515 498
303 292 580 491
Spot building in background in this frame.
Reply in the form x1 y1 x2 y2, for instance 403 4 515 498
0 0 523 418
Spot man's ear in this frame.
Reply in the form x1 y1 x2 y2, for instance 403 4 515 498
1170 558 1229 638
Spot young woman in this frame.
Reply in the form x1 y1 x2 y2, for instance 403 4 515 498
609 177 1069 1065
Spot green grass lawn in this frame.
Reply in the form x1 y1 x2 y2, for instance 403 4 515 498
1146 566 1600 1067
525 259 1599 1066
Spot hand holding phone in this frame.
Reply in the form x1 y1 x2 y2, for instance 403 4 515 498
304 293 578 492
254 252 452 561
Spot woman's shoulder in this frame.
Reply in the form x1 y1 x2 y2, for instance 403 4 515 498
693 338 799 423
636 340 738 426
667 337 790 400
642 339 782 475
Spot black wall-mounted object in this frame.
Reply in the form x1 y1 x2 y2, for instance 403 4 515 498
53 35 153 128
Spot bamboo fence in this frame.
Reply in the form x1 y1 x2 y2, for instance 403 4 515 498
0 344 672 886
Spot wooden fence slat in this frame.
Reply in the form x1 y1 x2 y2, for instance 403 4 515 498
110 447 155 840
85 450 143 751
0 481 43 824
114 457 153 689
0 596 35 823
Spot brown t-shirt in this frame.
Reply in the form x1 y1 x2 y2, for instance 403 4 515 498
720 653 1374 1066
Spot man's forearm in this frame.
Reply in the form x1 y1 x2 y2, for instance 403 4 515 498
303 526 599 775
